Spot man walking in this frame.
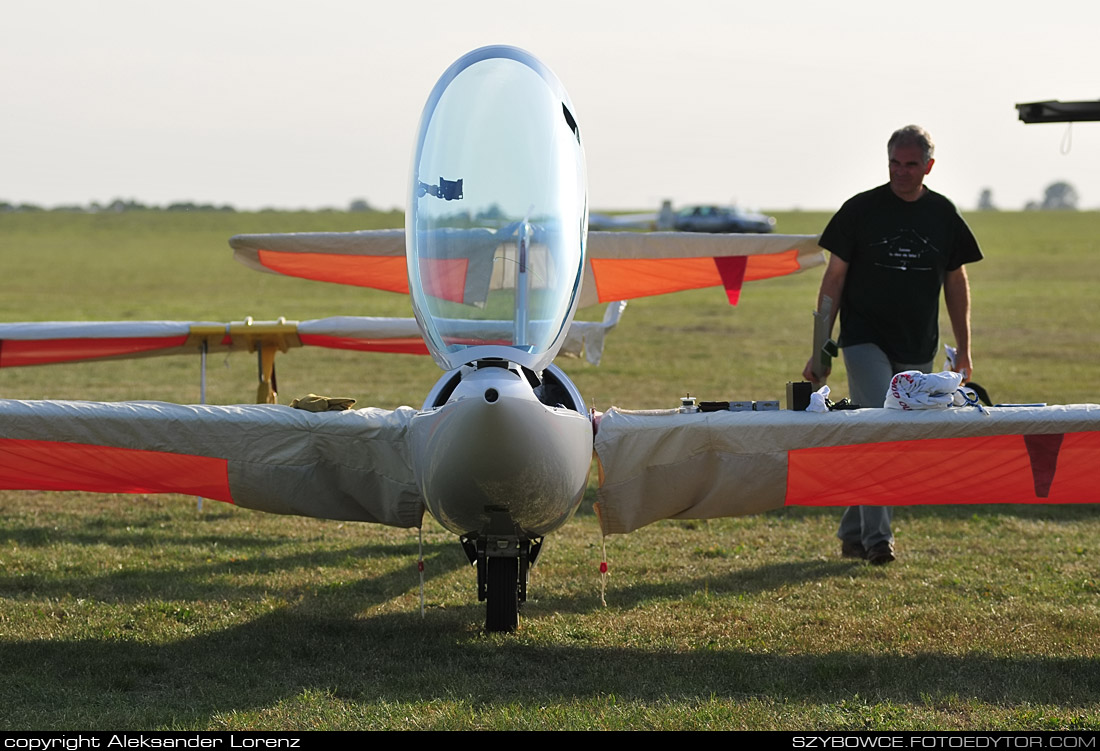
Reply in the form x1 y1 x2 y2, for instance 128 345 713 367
803 125 983 564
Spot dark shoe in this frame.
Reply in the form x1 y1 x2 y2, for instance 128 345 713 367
841 540 866 559
865 541 895 565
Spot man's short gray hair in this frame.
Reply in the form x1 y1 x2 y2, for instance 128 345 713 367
888 125 934 164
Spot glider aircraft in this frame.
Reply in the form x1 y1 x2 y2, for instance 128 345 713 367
3 47 1100 633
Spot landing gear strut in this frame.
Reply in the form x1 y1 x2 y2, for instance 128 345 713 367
460 532 544 633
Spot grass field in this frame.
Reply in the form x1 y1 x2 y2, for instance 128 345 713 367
1 210 1098 730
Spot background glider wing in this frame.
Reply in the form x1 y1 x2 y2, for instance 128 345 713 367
0 318 424 365
299 307 626 365
231 229 409 293
594 404 1100 535
0 321 214 367
583 232 825 306
0 309 622 368
230 230 825 308
230 229 497 303
0 399 423 528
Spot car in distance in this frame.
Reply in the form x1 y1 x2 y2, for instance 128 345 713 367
673 205 776 233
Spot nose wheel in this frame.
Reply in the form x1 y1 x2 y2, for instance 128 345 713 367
486 555 519 632
461 532 544 633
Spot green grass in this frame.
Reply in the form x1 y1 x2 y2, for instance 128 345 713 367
1 210 1098 730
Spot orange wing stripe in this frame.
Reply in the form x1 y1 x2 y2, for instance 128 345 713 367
590 257 722 301
256 250 471 303
257 250 410 293
416 258 469 303
0 439 233 501
590 249 804 303
744 249 803 281
0 336 189 368
787 432 1100 507
298 334 429 356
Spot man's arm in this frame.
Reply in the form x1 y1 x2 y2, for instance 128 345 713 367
802 254 848 381
944 266 973 379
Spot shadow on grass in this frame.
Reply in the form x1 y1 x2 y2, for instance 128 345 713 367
540 559 858 614
772 503 1100 524
3 499 1098 727
2 602 1098 728
0 533 467 604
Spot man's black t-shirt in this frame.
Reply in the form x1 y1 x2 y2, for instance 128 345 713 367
819 184 982 363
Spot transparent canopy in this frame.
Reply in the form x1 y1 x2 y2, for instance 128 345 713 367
406 46 587 373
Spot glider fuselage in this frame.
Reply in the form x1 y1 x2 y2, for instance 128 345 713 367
402 46 592 630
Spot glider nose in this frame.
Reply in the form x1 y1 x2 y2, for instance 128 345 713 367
409 364 593 538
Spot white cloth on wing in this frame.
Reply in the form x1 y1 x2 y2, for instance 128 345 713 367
807 384 831 413
884 370 964 410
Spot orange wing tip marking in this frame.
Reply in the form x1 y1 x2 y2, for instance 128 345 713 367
589 257 722 302
589 249 804 304
257 249 410 293
0 336 190 368
786 432 1100 507
255 249 472 303
743 249 803 281
299 334 429 355
0 439 232 501
415 257 470 303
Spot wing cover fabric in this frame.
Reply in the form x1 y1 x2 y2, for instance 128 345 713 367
594 404 1100 535
561 301 627 366
0 399 423 528
230 230 824 308
582 232 825 307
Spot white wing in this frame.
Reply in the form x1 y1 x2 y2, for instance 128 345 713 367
595 404 1100 535
0 399 423 528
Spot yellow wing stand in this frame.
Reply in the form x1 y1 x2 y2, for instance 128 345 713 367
186 318 300 404
190 319 355 406
185 316 297 404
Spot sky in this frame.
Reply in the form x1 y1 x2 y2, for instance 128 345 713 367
3 0 1098 213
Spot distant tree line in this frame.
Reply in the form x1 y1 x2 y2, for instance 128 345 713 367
977 181 1082 212
1027 181 1079 211
0 197 383 214
0 198 237 213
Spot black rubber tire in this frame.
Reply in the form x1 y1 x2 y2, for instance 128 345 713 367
485 556 519 632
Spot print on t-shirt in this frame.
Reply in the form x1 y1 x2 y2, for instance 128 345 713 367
870 229 938 273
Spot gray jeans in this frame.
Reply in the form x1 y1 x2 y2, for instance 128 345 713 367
837 343 934 548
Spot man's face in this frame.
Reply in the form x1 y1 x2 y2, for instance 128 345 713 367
888 143 934 201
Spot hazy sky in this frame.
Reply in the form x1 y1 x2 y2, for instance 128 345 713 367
3 0 1098 213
